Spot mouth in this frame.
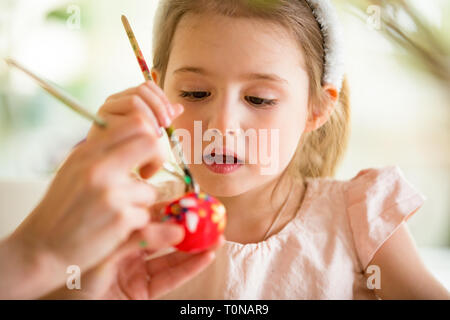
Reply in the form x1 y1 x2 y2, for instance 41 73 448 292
202 150 244 174
203 151 244 165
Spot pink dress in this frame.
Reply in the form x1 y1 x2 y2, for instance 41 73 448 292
153 165 426 299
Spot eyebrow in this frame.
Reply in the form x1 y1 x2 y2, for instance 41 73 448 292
173 66 289 84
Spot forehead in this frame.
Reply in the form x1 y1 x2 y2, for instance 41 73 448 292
167 13 306 79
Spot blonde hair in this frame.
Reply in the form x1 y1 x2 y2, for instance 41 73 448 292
152 0 351 180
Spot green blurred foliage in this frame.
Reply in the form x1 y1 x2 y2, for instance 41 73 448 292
45 1 93 30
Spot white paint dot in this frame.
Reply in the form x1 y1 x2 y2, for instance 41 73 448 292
185 212 199 233
180 198 197 208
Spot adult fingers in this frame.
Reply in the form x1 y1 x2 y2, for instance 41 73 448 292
135 82 172 128
108 222 185 264
143 81 176 118
124 179 159 207
145 235 225 275
148 200 173 222
146 250 216 299
102 82 177 129
139 222 185 251
138 160 164 180
99 96 163 137
101 133 167 177
104 86 138 103
78 113 159 162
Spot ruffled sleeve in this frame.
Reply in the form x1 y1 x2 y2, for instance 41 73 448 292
344 165 427 270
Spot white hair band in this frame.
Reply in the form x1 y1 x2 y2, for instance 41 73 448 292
153 0 346 91
304 0 346 91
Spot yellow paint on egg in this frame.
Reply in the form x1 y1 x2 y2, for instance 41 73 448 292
198 209 207 218
211 211 220 223
218 218 226 231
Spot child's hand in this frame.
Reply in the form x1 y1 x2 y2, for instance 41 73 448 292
87 80 184 178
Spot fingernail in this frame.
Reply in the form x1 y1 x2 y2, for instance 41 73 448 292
168 104 175 117
177 104 184 114
163 115 171 127
157 126 164 137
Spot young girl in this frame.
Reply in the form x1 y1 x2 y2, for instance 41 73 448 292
90 0 449 299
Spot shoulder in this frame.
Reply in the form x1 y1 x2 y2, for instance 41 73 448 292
342 165 426 220
343 165 419 193
338 165 426 270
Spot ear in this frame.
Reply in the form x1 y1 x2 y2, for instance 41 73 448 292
151 68 161 86
304 83 339 133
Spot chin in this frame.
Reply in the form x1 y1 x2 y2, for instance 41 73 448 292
190 164 277 198
203 184 245 197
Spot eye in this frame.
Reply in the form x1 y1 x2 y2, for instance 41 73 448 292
179 91 278 107
179 91 211 100
245 96 278 107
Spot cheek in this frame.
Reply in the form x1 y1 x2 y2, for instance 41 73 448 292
281 110 306 153
257 107 306 172
169 100 306 170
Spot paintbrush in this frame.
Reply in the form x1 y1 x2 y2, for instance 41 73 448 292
4 58 107 128
3 57 184 182
121 14 199 193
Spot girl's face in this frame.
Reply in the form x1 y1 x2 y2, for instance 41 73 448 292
156 13 312 197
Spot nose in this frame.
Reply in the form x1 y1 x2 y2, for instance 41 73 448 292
207 96 241 137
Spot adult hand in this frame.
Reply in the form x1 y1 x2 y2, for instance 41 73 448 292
41 201 225 300
0 81 187 299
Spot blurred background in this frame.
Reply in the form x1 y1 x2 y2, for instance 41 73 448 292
0 0 449 289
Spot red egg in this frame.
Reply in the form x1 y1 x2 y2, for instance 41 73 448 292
162 192 226 253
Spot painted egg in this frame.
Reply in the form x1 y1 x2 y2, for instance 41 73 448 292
162 192 226 253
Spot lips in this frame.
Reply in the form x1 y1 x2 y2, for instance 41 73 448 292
203 150 244 165
202 148 244 174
